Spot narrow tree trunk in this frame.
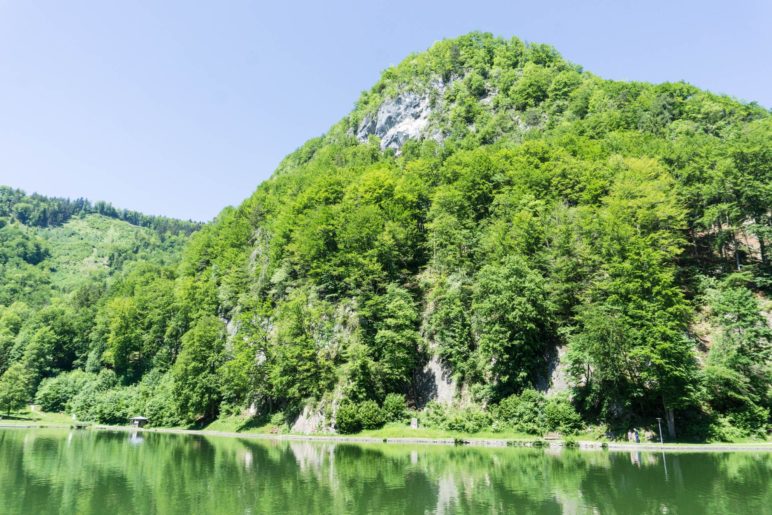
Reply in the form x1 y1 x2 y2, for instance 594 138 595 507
726 215 741 271
717 221 726 261
661 396 677 440
665 408 676 440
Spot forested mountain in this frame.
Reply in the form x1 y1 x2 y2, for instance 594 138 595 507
0 187 199 302
0 188 198 414
0 186 201 234
2 33 769 441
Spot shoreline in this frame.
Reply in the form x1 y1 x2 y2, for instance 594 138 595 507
2 422 771 452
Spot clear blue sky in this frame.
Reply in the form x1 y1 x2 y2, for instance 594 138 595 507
1 0 769 221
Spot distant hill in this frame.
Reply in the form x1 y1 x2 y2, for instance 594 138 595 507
0 185 200 235
0 186 199 304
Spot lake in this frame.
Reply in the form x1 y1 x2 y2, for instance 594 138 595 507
0 428 769 514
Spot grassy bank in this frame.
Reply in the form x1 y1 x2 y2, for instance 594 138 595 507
0 409 74 426
3 408 771 452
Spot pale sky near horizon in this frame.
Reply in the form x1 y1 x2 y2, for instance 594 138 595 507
1 0 769 221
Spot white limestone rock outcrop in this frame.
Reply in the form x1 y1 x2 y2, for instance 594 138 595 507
291 404 329 434
356 84 446 150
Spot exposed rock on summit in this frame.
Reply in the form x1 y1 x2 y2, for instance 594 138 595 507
355 88 442 150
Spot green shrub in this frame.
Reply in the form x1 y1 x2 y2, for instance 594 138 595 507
72 386 138 425
730 405 769 437
544 395 583 435
422 401 492 434
423 401 449 428
335 399 387 433
270 412 286 426
708 407 769 442
67 369 143 425
94 369 119 390
708 415 747 442
495 389 546 435
336 400 362 434
382 393 407 422
490 420 505 432
444 406 491 433
68 370 116 421
358 400 385 429
141 373 184 427
35 370 95 412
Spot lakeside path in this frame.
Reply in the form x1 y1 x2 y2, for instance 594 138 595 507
2 421 771 452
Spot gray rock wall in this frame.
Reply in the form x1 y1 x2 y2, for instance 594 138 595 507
356 82 448 150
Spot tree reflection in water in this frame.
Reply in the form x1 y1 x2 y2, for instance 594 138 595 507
0 429 769 514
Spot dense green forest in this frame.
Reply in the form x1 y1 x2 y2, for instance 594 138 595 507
1 33 769 441
0 188 198 415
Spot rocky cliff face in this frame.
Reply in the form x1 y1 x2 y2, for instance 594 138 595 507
355 84 446 150
414 354 457 408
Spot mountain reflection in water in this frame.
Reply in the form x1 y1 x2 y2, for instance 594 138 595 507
0 428 769 514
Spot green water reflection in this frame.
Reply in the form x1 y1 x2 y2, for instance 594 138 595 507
0 429 769 514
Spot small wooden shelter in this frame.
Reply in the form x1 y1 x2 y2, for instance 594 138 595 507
130 416 149 428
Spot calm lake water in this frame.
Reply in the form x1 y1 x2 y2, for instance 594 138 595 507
0 428 770 514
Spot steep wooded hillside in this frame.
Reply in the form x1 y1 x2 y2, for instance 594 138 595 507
2 33 769 440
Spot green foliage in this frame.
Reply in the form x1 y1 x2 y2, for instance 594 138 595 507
423 401 449 428
358 400 385 429
544 395 583 435
701 278 772 437
35 370 94 412
382 393 407 422
495 390 547 435
139 372 185 427
0 187 195 422
335 399 386 434
472 257 555 399
0 363 32 414
268 287 336 409
219 325 269 409
336 400 363 434
427 276 474 379
68 370 117 421
83 387 139 425
509 62 556 109
1 33 769 440
423 401 492 433
0 225 51 306
172 316 226 422
0 186 200 234
565 162 700 424
335 399 390 434
443 405 491 433
370 284 422 393
707 415 749 442
63 369 185 426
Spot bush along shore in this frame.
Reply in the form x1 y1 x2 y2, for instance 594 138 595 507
3 416 771 452
3 388 770 451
